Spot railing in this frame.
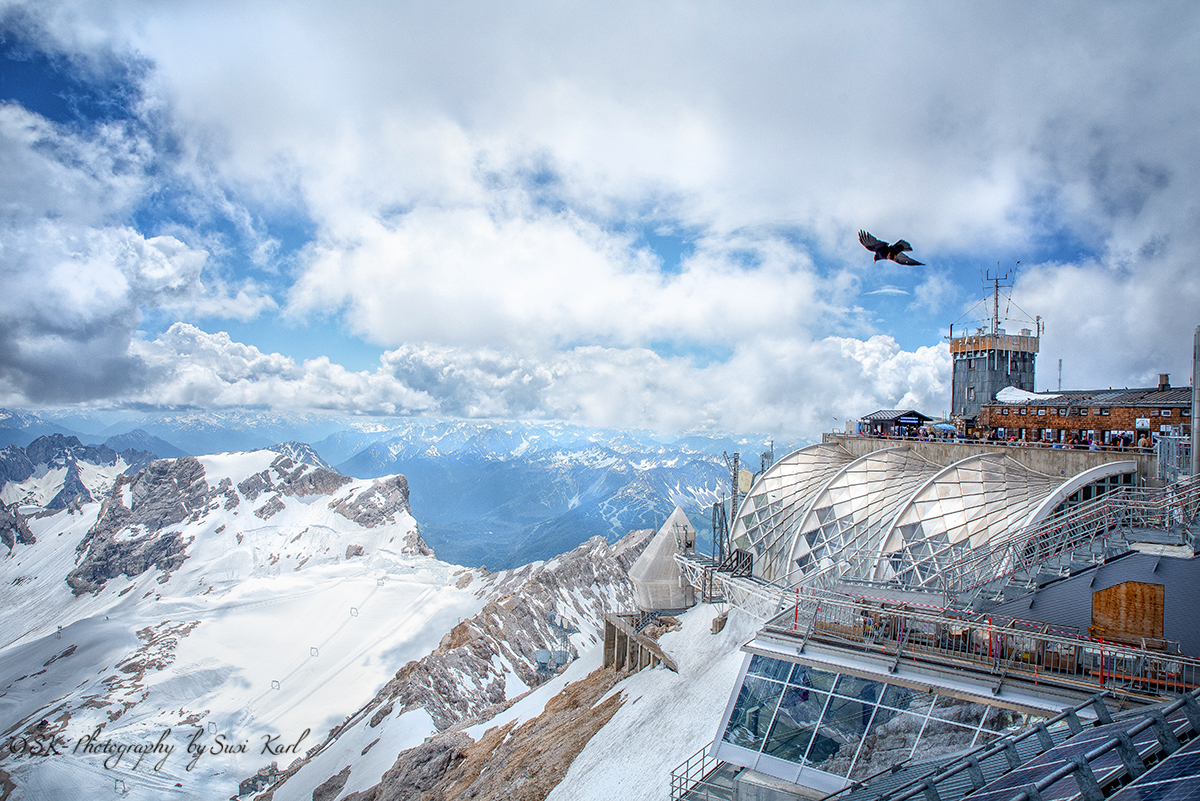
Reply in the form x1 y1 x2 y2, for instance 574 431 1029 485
899 474 1200 602
768 586 1200 699
670 742 732 801
1158 435 1193 483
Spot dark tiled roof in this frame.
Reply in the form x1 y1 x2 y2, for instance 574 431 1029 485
987 551 1200 658
984 387 1193 408
860 409 933 421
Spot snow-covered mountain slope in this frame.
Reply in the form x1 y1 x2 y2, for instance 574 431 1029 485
263 603 756 801
0 450 655 801
0 434 156 511
4 411 793 572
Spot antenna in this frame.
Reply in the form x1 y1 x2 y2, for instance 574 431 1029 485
983 266 1014 335
1058 359 1063 392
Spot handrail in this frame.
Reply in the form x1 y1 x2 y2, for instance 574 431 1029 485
766 585 1200 700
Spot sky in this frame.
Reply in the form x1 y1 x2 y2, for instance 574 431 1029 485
1 1 1198 440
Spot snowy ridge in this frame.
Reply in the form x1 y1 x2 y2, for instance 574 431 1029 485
0 450 474 800
0 434 156 513
252 526 656 801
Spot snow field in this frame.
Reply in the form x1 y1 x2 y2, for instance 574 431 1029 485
545 604 758 801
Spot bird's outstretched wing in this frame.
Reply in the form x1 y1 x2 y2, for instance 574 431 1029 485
892 240 913 252
858 230 885 252
892 252 924 266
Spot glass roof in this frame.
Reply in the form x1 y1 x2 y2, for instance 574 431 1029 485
733 444 1135 593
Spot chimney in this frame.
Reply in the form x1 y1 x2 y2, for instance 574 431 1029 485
1159 373 1170 392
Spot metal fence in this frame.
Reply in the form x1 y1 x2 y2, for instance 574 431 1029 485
768 586 1200 700
1158 435 1193 483
917 474 1200 602
670 743 735 801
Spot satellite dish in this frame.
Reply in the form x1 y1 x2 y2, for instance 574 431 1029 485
738 469 753 493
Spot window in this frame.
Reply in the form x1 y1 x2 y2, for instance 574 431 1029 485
1149 409 1159 416
1019 408 1027 416
1185 408 1191 417
1038 408 1046 416
1161 409 1173 416
1001 408 1009 415
1079 408 1088 416
1058 408 1066 415
967 387 975 401
1101 408 1110 416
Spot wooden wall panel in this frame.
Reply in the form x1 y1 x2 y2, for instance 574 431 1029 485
1090 581 1164 644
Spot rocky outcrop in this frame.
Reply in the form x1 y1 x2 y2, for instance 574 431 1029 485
0 435 156 509
239 454 352 503
47 461 93 509
0 500 35 551
402 531 434 558
0 445 34 484
337 527 651 732
268 441 337 472
66 457 214 595
25 434 117 468
340 666 625 801
331 476 411 528
312 765 353 801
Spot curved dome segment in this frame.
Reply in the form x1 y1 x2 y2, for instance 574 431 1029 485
731 443 857 581
784 448 942 586
872 454 1061 590
1020 460 1138 530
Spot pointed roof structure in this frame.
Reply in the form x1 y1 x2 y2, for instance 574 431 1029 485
629 506 698 612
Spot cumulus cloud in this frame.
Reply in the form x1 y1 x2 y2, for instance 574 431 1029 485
120 325 948 438
2 1 1198 438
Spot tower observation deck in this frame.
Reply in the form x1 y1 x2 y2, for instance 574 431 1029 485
950 271 1041 420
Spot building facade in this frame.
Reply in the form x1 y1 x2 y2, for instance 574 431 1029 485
979 382 1192 444
950 329 1038 420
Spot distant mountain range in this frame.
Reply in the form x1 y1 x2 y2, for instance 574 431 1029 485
1 408 796 569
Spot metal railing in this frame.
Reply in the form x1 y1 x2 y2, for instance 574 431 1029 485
769 586 1200 700
670 742 734 801
1158 435 1193 483
898 474 1200 602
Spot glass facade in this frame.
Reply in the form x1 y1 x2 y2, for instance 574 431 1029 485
716 654 1028 788
731 444 1137 593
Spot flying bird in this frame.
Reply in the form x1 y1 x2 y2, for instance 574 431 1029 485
858 230 924 266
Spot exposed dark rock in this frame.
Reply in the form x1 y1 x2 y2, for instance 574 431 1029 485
312 765 352 801
331 476 411 528
346 544 365 559
118 447 158 476
66 457 214 594
402 531 434 558
255 496 286 520
0 500 35 551
269 441 337 473
238 470 273 502
25 434 109 467
0 445 34 484
46 461 93 509
340 733 473 801
342 528 652 731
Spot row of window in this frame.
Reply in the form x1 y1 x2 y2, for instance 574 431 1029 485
717 656 1024 785
994 407 1187 417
